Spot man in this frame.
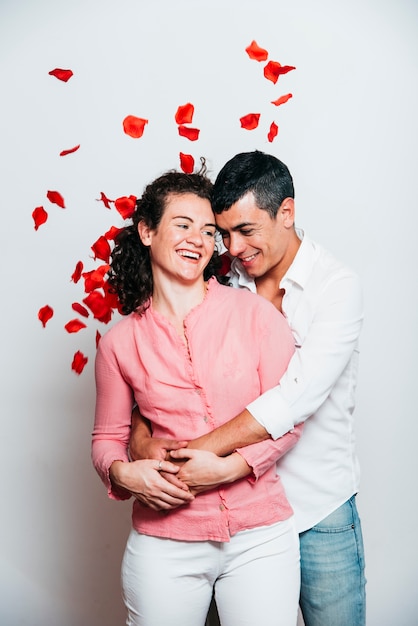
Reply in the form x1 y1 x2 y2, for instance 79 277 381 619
130 151 366 626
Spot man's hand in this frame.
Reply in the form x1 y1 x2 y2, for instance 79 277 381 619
170 448 251 494
109 459 194 511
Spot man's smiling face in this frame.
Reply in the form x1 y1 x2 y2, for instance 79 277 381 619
215 191 296 280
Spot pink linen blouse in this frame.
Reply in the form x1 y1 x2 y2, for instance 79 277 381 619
92 277 302 542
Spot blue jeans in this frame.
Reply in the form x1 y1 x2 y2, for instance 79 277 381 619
299 495 366 626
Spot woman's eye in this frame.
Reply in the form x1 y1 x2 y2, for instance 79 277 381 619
202 230 215 237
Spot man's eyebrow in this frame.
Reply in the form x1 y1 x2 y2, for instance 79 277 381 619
217 221 256 233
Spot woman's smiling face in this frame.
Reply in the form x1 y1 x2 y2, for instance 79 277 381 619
138 192 217 285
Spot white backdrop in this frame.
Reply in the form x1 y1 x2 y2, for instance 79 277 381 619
1 1 417 624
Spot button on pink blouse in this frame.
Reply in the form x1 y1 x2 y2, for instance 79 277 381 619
92 278 301 542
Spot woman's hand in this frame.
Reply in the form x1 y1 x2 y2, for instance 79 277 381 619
170 448 251 494
109 459 194 511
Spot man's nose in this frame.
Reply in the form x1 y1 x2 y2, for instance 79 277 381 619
227 233 246 256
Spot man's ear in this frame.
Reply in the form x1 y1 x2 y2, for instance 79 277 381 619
279 197 295 228
137 221 152 246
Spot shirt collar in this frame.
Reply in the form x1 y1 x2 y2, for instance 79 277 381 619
281 229 317 289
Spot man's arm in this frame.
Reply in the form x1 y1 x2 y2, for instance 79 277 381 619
187 268 363 453
129 406 188 461
187 408 269 456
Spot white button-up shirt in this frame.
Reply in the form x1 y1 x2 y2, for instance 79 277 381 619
227 231 363 532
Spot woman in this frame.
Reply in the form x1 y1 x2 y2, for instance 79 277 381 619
92 165 302 626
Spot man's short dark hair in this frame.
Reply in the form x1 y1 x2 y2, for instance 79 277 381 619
212 150 294 218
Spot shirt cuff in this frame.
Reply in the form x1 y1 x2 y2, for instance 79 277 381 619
246 387 295 440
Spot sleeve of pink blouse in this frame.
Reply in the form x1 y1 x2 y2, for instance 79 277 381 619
236 299 303 479
91 330 134 501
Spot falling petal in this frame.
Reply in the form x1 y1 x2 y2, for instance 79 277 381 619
47 190 65 208
122 115 148 138
267 122 279 143
71 261 84 283
219 253 232 276
48 68 73 82
38 305 54 328
72 302 89 318
65 318 87 333
72 350 88 375
264 61 296 84
97 192 114 209
271 93 293 106
104 225 123 240
32 206 48 230
239 113 261 130
95 330 102 348
82 265 109 293
178 125 200 141
59 144 80 157
103 280 122 314
179 152 195 174
175 103 194 125
115 195 137 219
83 291 113 324
91 235 111 262
245 40 268 61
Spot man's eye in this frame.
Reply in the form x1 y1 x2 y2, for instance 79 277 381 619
240 229 253 236
220 232 230 240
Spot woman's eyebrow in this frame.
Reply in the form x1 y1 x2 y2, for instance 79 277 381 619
173 215 216 228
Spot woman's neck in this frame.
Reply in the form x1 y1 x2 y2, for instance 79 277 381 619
151 277 208 327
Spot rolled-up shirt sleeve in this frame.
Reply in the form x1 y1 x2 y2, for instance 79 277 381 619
247 269 364 440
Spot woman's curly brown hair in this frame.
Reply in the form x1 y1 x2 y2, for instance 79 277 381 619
107 161 228 315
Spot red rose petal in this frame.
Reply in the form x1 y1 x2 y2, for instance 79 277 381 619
72 350 88 375
82 265 109 293
175 103 194 125
91 235 111 262
122 115 148 138
179 152 195 174
114 195 137 219
219 253 232 276
83 291 113 324
72 302 89 318
59 144 80 157
48 68 73 82
104 225 123 240
245 40 268 62
178 126 200 141
239 113 261 130
38 305 54 327
103 280 122 314
267 122 279 143
32 206 48 230
65 318 87 333
95 330 102 349
97 192 114 209
47 190 65 208
71 261 84 283
271 93 293 106
264 61 296 84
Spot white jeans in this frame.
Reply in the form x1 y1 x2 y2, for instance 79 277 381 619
121 518 300 626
